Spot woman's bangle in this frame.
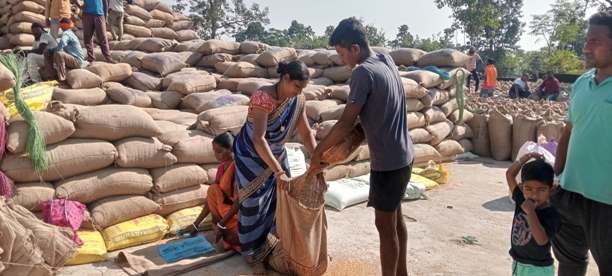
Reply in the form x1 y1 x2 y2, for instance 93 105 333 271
216 222 227 230
192 223 199 231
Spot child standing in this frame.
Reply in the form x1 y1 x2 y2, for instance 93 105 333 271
481 59 497 98
506 153 560 276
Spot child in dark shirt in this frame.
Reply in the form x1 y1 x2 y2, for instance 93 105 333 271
505 153 560 276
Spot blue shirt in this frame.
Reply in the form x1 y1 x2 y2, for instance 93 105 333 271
561 69 612 205
57 29 84 66
83 0 105 15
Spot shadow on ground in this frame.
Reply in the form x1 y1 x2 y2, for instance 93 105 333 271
482 196 515 212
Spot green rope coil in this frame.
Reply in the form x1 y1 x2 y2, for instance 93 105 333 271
455 70 467 124
0 53 48 171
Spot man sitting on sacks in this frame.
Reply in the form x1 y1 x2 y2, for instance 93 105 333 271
42 18 86 84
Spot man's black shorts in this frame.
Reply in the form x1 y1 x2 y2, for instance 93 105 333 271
367 164 413 212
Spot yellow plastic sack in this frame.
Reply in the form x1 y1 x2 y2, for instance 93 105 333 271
0 80 57 119
65 231 108 265
166 206 213 234
410 173 439 190
102 214 169 251
413 160 449 184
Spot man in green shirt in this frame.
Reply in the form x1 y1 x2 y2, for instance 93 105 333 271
553 10 612 276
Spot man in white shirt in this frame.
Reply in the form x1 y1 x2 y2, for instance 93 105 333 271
509 73 531 99
464 47 483 93
29 22 59 82
108 0 124 41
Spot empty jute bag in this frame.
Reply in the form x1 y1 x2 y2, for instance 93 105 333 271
321 124 365 166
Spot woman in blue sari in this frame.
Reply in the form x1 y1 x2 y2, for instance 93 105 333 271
233 61 317 274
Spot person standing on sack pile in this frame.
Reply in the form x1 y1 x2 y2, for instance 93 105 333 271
553 10 612 276
77 0 115 63
480 58 497 98
107 0 125 41
310 17 414 276
465 47 483 94
51 18 85 83
509 73 531 99
232 61 317 275
177 132 241 253
28 22 58 82
45 0 76 38
536 72 561 101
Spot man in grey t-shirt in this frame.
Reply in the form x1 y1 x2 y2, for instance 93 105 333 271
310 17 414 276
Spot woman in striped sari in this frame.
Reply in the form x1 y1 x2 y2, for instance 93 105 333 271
233 61 317 274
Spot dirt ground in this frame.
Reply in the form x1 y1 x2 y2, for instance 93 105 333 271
59 158 600 276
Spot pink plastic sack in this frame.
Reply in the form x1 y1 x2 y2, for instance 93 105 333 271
42 199 86 245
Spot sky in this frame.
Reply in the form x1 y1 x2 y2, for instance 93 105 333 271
162 0 597 51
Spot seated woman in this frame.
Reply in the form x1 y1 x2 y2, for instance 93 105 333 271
178 132 240 252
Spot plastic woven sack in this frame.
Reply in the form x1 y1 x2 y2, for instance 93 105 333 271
42 198 86 245
159 235 215 263
0 80 56 118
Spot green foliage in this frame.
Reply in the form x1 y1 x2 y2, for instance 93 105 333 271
529 0 592 54
542 49 585 74
364 25 387 46
390 25 415 48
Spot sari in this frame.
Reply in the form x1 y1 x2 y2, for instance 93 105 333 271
233 90 305 263
206 161 239 252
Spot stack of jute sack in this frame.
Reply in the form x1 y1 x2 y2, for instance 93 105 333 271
465 94 567 161
0 0 198 50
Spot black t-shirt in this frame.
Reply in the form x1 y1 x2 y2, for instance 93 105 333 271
509 187 560 266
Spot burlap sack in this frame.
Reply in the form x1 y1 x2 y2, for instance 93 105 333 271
224 62 267 78
132 0 160 10
151 164 207 193
306 100 340 122
8 11 45 25
348 161 370 177
155 120 187 133
309 67 324 79
198 39 240 55
410 128 433 144
177 30 199 42
402 78 428 99
8 33 35 46
1 139 118 182
171 20 193 31
401 70 443 89
197 53 232 68
172 133 217 164
240 41 267 54
110 38 145 51
125 15 146 26
426 120 454 145
146 91 182 110
450 109 474 123
66 69 103 89
155 2 173 13
468 112 491 157
315 120 337 140
537 121 565 143
115 137 177 168
323 66 352 82
55 168 152 205
450 124 474 141
124 51 147 69
167 73 217 95
12 182 54 212
196 105 248 135
142 108 197 126
151 185 207 216
9 22 34 34
90 195 160 229
146 19 167 28
422 107 446 125
303 85 331 101
328 85 350 102
86 62 133 82
428 89 451 105
417 49 470 67
0 63 15 92
420 94 433 108
268 66 282 78
7 111 75 154
389 48 426 66
52 87 107 106
439 68 470 90
488 109 513 161
151 27 178 40
105 82 152 107
126 4 152 21
256 47 297 67
459 139 473 153
198 94 250 113
45 101 85 122
214 61 233 74
436 139 465 157
441 98 458 117
239 54 260 65
512 115 541 160
407 112 426 128
11 1 45 13
406 98 425 112
150 9 174 23
321 124 365 166
181 89 232 111
311 50 334 66
124 24 152 37
320 105 345 122
323 165 349 181
171 40 205 53
125 72 162 91
215 77 240 91
73 105 162 141
141 53 186 76
413 143 442 165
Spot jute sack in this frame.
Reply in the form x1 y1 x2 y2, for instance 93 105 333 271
214 61 233 74
146 91 182 109
8 11 45 25
73 105 162 141
132 0 160 10
201 164 218 184
171 20 193 31
123 51 147 69
441 98 458 117
450 109 474 123
413 143 442 165
389 48 426 66
155 120 187 133
198 39 240 55
110 38 145 51
348 161 370 178
459 139 473 153
126 4 152 21
420 94 433 108
417 49 470 67
467 112 491 157
406 98 425 112
428 89 451 105
115 137 178 168
320 105 345 122
297 50 316 67
537 121 565 143
328 85 350 102
86 62 133 83
224 62 267 78
422 107 446 125
142 108 197 126
323 66 352 82
197 53 232 68
9 22 34 34
7 203 77 267
8 34 35 47
12 182 55 212
141 53 186 76
324 164 350 182
0 63 15 92
125 72 162 91
309 67 324 79
45 101 85 121
151 27 178 40
1 139 118 182
239 54 260 65
52 87 108 105
138 38 177 53
56 168 153 204
11 1 45 13
450 124 474 141
172 134 217 164
146 19 166 28
161 70 208 89
7 111 75 154
104 82 152 107
156 129 205 146
488 109 513 161
410 128 433 144
235 78 274 95
151 164 207 193
171 39 205 52
306 100 340 122
402 78 428 99
256 47 297 67
310 77 334 86
321 124 365 166
66 69 103 89
303 85 331 101
436 139 465 157
407 112 426 128
401 70 442 89
0 199 52 276
125 15 146 26
312 50 334 66
167 73 217 95
426 120 454 145
124 24 152 37
240 41 267 54
90 195 160 229
315 120 337 140
181 89 232 110
439 67 470 90
177 30 199 42
151 185 207 216
512 115 541 160
196 105 248 136
198 94 250 113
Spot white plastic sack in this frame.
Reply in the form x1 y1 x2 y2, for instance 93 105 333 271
516 141 555 167
286 145 307 177
405 182 426 200
324 178 370 211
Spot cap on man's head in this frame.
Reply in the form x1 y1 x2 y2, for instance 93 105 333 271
31 22 45 31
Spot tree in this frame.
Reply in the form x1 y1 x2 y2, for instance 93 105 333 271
390 25 415 48
172 0 270 39
364 24 387 46
234 21 266 42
